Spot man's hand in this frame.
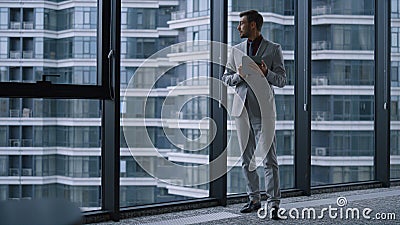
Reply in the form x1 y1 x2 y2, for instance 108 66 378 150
259 60 268 76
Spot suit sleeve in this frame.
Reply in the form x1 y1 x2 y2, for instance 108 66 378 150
221 48 244 86
266 45 286 88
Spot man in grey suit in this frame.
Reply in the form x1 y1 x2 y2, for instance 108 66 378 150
222 10 286 220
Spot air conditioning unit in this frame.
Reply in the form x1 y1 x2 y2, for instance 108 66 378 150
22 168 32 176
315 111 326 121
10 51 21 59
10 139 20 147
311 42 318 50
315 147 327 156
10 22 21 29
22 108 31 117
9 168 19 176
319 41 328 50
317 77 328 85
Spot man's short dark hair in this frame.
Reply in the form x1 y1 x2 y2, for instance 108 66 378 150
239 10 263 31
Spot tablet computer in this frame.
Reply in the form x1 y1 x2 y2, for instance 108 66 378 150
242 55 262 76
247 55 262 65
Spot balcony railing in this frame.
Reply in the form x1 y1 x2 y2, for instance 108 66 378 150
23 51 33 59
10 21 21 29
312 76 328 86
9 109 20 117
312 6 332 15
170 42 209 53
9 51 21 59
171 10 186 20
23 21 34 29
312 41 330 50
311 73 374 86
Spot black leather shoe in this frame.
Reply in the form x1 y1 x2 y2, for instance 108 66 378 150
271 206 282 220
240 201 261 213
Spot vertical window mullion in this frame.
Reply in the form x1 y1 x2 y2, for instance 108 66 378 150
375 0 391 186
209 0 227 205
295 0 311 195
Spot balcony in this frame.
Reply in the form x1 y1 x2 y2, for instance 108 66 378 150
312 5 332 15
23 21 34 29
311 76 328 86
9 168 19 176
10 108 32 117
22 139 32 147
9 139 20 147
171 10 186 20
313 146 328 156
22 168 32 176
312 111 330 121
9 51 21 59
312 41 330 50
10 22 21 29
23 51 33 59
9 109 20 117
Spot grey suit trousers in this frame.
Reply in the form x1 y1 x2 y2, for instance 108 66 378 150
235 92 281 207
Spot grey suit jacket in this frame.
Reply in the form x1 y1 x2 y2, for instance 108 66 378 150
222 38 286 117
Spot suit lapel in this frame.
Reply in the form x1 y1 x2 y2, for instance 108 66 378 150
240 41 247 55
256 38 268 57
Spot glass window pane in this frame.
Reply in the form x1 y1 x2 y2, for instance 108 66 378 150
227 0 295 197
0 98 101 211
311 0 375 186
120 0 211 207
0 3 98 85
391 0 400 179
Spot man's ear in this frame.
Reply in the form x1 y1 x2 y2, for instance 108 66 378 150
250 21 257 30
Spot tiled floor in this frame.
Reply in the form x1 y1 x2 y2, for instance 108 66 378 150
94 186 400 225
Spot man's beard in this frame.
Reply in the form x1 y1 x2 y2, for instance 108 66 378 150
240 32 248 38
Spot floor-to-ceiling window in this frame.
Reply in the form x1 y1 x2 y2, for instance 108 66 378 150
311 0 375 186
391 0 400 179
226 0 295 196
120 0 212 207
0 1 101 211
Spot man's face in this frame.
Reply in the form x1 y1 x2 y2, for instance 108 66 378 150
237 16 251 38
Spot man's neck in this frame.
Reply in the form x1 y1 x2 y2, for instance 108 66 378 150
248 32 261 42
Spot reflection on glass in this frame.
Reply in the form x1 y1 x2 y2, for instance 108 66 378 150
0 0 101 211
0 98 101 211
311 0 375 186
226 0 295 196
391 0 400 179
120 0 211 207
